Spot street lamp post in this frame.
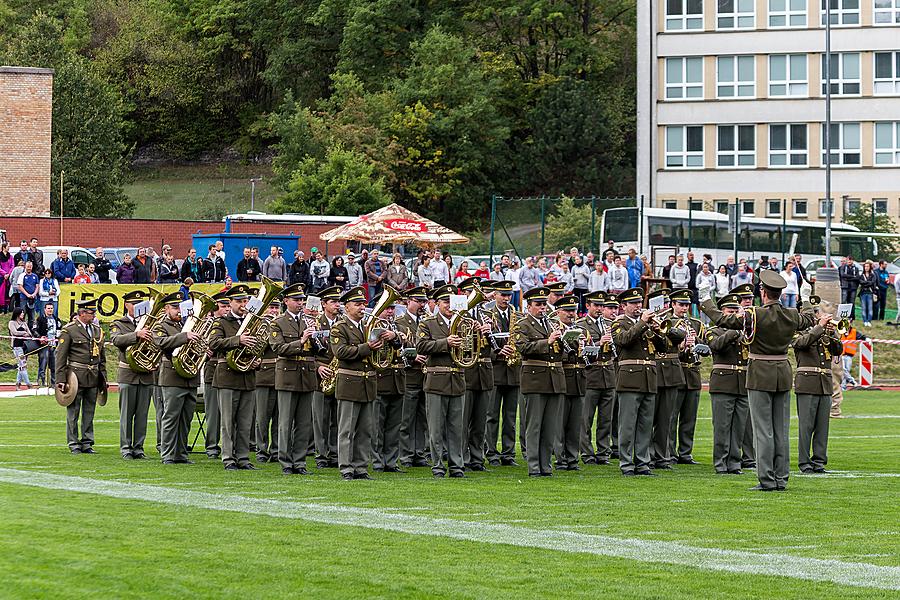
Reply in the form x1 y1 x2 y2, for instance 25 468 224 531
250 177 262 211
824 0 833 266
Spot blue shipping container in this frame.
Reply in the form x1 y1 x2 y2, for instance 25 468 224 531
192 229 300 281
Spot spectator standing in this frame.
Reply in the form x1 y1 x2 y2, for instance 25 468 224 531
251 247 264 274
181 248 203 283
329 256 350 291
52 249 76 284
858 261 878 326
87 263 99 284
205 245 227 282
607 256 629 295
669 254 691 290
661 255 676 279
588 261 609 293
365 249 387 305
454 260 472 284
116 254 137 284
236 247 261 282
157 251 180 284
35 302 61 387
730 263 752 288
36 268 60 317
385 253 408 289
792 254 811 286
571 255 591 311
344 253 363 288
714 265 730 298
506 260 522 308
431 254 451 288
695 263 716 297
133 248 153 284
179 278 194 301
874 260 890 321
838 256 860 320
28 238 43 272
0 242 13 313
417 256 435 288
517 257 541 294
73 264 91 284
723 255 736 276
536 257 550 281
9 308 33 390
289 250 310 286
780 263 799 308
625 248 644 288
474 261 490 279
262 245 288 281
17 261 39 327
557 262 574 293
686 251 699 308
309 250 331 293
8 260 24 310
93 247 113 284
13 240 33 269
489 262 505 283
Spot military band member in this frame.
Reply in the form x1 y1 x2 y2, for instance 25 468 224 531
208 285 259 471
579 291 617 465
669 289 703 465
611 287 664 476
514 286 566 477
254 302 281 463
705 294 749 474
397 287 430 468
416 284 468 478
56 299 106 455
203 291 232 459
732 283 757 469
553 295 585 470
792 300 842 474
312 286 343 468
109 290 154 459
331 286 385 480
486 280 520 467
701 269 821 491
460 277 493 472
649 289 686 469
269 284 319 475
372 300 405 472
546 281 566 309
603 293 621 459
152 293 202 464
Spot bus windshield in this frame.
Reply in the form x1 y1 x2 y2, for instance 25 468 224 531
603 208 638 243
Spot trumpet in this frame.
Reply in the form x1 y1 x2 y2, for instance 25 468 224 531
825 317 850 336
642 307 673 329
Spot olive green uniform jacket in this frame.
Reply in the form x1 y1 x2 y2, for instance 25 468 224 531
610 315 664 394
269 312 320 393
209 313 256 391
679 318 703 391
330 316 378 402
489 306 520 387
416 314 466 397
706 328 747 395
152 317 200 388
55 320 106 388
792 325 843 396
109 316 155 386
513 313 565 395
395 312 424 388
577 315 617 390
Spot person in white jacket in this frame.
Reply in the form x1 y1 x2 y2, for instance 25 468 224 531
589 261 609 292
607 256 629 295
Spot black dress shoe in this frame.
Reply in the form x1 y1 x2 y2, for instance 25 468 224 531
283 467 295 475
295 467 309 475
610 451 620 460
175 459 195 465
715 470 729 475
636 470 656 476
449 471 465 478
163 459 177 465
528 472 542 477
123 454 134 460
596 459 610 466
82 448 96 454
433 471 446 478
566 464 581 471
728 469 744 475
540 472 552 477
800 468 815 474
239 463 258 470
373 467 385 472
500 459 519 466
741 461 756 469
621 471 636 477
354 473 374 480
341 472 354 481
775 485 787 491
411 460 430 467
677 457 699 465
488 459 501 467
382 466 404 473
327 461 339 469
653 463 673 470
468 463 486 472
749 485 775 492
132 453 146 460
582 458 597 465
813 468 831 474
224 464 240 471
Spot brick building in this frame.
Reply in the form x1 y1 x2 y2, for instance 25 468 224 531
0 66 53 217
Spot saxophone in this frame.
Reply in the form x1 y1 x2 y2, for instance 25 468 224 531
125 288 167 373
171 292 218 379
505 310 522 367
321 356 339 395
226 277 285 372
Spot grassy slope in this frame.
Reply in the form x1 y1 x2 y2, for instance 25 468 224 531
0 391 896 598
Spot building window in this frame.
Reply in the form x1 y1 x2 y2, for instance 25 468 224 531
666 0 703 30
769 124 807 166
821 53 860 96
818 199 836 218
769 0 807 26
666 57 704 100
820 0 860 25
793 199 808 217
767 199 783 217
846 198 861 214
717 125 756 167
718 0 755 28
742 200 755 216
874 52 900 95
689 200 704 211
875 122 900 165
661 200 678 210
874 198 889 214
715 200 730 214
666 126 704 168
769 54 807 97
874 0 900 24
822 123 861 166
717 56 755 98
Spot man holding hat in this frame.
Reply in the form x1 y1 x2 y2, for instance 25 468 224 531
611 287 665 476
56 298 107 455
732 283 757 469
312 286 343 468
270 283 319 475
648 289 686 470
705 293 750 474
578 291 618 465
331 286 388 480
152 292 203 464
553 294 585 470
514 286 566 477
669 288 705 465
486 280 521 467
397 287 430 468
416 284 468 478
459 277 494 472
701 269 823 491
202 290 232 458
109 290 155 459
208 284 260 470
254 302 282 463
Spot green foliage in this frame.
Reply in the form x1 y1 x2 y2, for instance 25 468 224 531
844 203 900 255
543 197 593 253
271 145 391 216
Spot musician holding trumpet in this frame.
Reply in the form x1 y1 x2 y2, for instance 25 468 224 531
552 294 586 471
312 286 343 469
647 289 686 470
578 291 618 466
486 280 521 467
373 298 407 473
669 289 705 466
396 287 430 468
459 277 494 472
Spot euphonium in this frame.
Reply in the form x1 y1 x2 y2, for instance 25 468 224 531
226 277 285 372
125 288 167 373
364 285 402 371
171 292 218 379
449 284 486 368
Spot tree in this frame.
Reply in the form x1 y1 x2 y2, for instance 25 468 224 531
844 203 900 256
543 197 593 253
270 145 391 216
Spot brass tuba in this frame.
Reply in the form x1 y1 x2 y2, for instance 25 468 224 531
125 288 167 373
171 292 218 379
449 284 485 368
226 277 285 372
364 285 402 371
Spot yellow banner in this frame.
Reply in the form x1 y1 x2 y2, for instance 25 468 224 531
58 283 260 323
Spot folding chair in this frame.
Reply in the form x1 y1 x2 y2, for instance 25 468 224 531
188 393 208 453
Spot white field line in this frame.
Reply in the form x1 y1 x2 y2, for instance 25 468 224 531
0 468 898 591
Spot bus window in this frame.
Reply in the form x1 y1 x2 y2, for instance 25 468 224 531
648 216 682 246
688 221 717 248
603 208 638 244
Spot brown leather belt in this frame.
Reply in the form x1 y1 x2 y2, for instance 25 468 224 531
749 353 788 361
521 360 562 367
425 366 462 374
797 366 831 374
563 365 579 370
336 368 376 377
712 364 746 371
259 358 277 366
657 353 680 359
617 359 655 366
587 360 616 367
284 356 315 362
70 361 98 370
680 362 700 368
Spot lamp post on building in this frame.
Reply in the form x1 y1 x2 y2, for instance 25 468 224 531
250 177 262 212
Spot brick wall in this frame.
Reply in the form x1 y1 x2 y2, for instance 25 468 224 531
0 67 53 217
0 216 346 257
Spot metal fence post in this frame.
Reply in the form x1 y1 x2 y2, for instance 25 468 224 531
590 195 596 252
639 194 645 255
540 195 546 256
489 194 497 263
688 196 693 251
781 198 787 266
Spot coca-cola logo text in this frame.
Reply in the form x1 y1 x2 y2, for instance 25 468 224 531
386 218 427 232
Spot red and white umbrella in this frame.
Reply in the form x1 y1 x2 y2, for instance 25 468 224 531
319 203 468 247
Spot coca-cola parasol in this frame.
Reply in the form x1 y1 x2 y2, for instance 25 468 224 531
319 203 468 246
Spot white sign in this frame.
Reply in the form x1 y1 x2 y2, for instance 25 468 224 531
246 297 263 314
133 301 151 319
648 295 666 312
179 300 195 317
837 303 853 319
306 295 322 312
393 304 407 318
449 294 469 311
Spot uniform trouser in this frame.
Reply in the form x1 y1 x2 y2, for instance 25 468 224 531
748 389 791 489
425 393 465 476
255 386 279 459
617 391 656 474
160 386 196 462
152 385 165 453
337 399 374 476
580 387 615 462
464 388 491 467
651 385 679 465
830 359 844 416
523 393 561 475
373 393 404 469
313 391 338 466
710 392 749 473
66 387 98 451
518 394 527 458
796 393 831 472
219 388 255 467
611 394 619 454
399 385 428 465
204 384 221 456
742 412 756 466
556 393 582 467
485 384 519 463
118 383 151 456
669 387 701 461
277 390 313 470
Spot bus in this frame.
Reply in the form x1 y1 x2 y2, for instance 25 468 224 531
600 207 874 272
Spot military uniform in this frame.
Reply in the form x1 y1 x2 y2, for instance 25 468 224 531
461 278 493 471
486 290 521 466
373 322 406 471
515 287 566 477
56 304 106 454
651 297 686 469
732 284 757 469
202 358 220 457
669 291 704 465
152 368 165 454
109 305 154 459
396 296 429 467
578 295 617 465
312 293 341 468
701 270 817 490
792 322 842 473
255 336 279 463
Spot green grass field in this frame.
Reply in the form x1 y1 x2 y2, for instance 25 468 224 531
0 390 897 598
